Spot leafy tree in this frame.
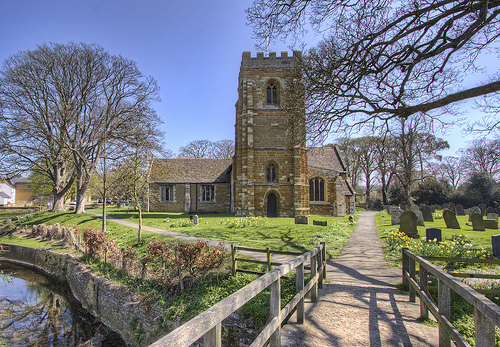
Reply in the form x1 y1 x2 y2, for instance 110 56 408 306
247 0 500 137
0 42 159 213
463 172 500 207
413 177 451 205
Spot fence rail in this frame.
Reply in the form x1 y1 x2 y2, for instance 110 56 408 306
149 242 326 347
402 248 500 347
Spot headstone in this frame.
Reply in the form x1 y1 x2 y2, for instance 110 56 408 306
442 203 450 211
469 206 481 221
456 204 465 216
432 205 440 212
496 207 500 215
487 213 499 221
471 213 485 231
484 219 499 229
399 211 419 238
400 203 408 211
479 203 487 216
486 206 495 214
410 204 425 226
443 209 461 229
420 205 434 222
295 215 309 225
426 228 442 243
492 234 500 258
391 208 404 225
193 215 199 225
313 220 327 226
448 202 456 214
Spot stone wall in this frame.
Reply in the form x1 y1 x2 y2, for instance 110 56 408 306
1 244 175 346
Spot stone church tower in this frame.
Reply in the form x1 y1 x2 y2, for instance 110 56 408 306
233 51 310 217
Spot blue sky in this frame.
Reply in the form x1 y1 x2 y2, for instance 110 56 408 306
0 0 490 157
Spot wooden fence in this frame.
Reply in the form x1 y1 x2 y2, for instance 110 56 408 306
149 242 326 347
402 248 500 347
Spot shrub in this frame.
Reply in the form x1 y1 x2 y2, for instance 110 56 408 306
83 228 107 256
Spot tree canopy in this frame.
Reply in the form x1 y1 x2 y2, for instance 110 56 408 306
247 0 500 138
0 42 160 212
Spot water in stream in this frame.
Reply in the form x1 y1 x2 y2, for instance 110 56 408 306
0 262 125 347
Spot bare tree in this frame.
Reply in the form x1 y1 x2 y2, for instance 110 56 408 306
459 138 500 179
212 140 235 159
0 43 159 213
435 156 463 189
178 139 234 159
350 137 379 203
247 0 500 137
178 140 214 158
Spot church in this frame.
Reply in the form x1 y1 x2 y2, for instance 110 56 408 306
147 51 355 217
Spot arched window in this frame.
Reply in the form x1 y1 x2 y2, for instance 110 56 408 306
309 177 325 202
266 163 277 183
266 82 278 105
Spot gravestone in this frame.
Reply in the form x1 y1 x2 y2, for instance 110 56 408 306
441 203 449 210
295 215 309 225
443 209 461 229
484 219 499 229
193 215 199 226
496 207 500 215
479 203 487 216
420 205 434 222
448 202 456 214
313 220 327 226
410 204 425 226
432 205 440 212
471 213 485 231
456 204 465 216
487 213 499 222
399 211 419 238
486 206 495 215
469 206 481 221
426 228 442 243
391 208 404 225
492 235 500 258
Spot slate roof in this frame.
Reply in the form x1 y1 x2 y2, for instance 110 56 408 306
307 146 347 173
343 180 355 196
149 158 232 184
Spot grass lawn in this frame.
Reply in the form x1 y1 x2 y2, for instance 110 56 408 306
0 210 29 220
377 209 498 248
94 208 358 258
3 208 359 259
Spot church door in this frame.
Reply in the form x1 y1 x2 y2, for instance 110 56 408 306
267 193 277 217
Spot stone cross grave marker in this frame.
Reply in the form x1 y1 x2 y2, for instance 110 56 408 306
443 209 461 229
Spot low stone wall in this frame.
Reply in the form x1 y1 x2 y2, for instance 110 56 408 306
1 244 177 346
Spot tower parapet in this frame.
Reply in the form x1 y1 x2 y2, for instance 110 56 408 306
241 51 301 69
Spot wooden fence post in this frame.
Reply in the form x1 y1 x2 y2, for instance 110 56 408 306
402 247 409 290
409 256 416 302
269 277 281 347
318 244 323 289
231 244 237 277
267 247 272 272
296 263 305 324
475 306 495 347
419 266 429 320
311 252 318 303
204 322 222 347
438 279 451 347
321 242 327 281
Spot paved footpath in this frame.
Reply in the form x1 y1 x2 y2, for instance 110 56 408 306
89 211 439 346
281 211 439 346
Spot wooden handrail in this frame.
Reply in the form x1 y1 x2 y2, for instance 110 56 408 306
149 243 326 347
402 248 500 347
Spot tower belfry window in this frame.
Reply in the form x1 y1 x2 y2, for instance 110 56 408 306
267 163 277 183
266 83 278 105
